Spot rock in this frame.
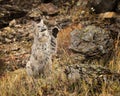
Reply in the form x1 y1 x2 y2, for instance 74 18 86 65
64 64 120 92
88 0 118 13
9 19 16 27
5 38 12 43
0 0 9 4
70 54 85 62
39 3 59 16
65 64 120 81
116 1 120 13
28 8 42 20
11 43 20 51
0 5 27 28
0 0 43 28
4 27 12 32
76 0 88 7
99 12 117 19
69 25 114 61
28 3 59 20
9 0 41 10
110 17 120 40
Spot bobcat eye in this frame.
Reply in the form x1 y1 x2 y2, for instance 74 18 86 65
40 27 46 32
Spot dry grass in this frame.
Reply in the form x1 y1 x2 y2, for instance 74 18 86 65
0 26 120 96
0 47 120 96
0 44 120 96
0 54 120 96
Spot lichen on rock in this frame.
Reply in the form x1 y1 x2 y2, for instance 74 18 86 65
69 25 114 62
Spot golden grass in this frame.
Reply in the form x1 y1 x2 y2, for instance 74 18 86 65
0 48 120 96
0 26 120 96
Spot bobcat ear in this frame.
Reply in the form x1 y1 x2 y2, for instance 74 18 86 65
40 19 44 25
52 27 59 38
31 21 38 35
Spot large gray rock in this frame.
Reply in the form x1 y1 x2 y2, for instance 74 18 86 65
69 25 114 60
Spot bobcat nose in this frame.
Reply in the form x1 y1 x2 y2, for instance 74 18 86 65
41 27 46 32
42 34 45 36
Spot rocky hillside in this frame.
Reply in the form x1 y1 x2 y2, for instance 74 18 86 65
0 0 120 96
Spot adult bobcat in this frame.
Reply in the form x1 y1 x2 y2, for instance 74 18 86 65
26 20 59 78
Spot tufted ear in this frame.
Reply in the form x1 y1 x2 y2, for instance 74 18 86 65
40 19 44 25
52 27 59 38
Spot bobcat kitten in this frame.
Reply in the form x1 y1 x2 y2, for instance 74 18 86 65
26 20 59 78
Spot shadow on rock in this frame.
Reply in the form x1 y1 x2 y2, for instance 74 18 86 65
69 25 114 64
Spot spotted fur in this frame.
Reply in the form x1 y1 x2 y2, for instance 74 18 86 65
26 20 59 78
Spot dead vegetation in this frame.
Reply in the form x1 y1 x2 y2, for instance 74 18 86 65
0 0 120 96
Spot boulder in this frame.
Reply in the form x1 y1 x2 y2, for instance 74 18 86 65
27 7 42 20
69 25 114 61
39 3 59 16
99 12 117 19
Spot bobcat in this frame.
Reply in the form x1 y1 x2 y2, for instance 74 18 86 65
26 19 59 78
